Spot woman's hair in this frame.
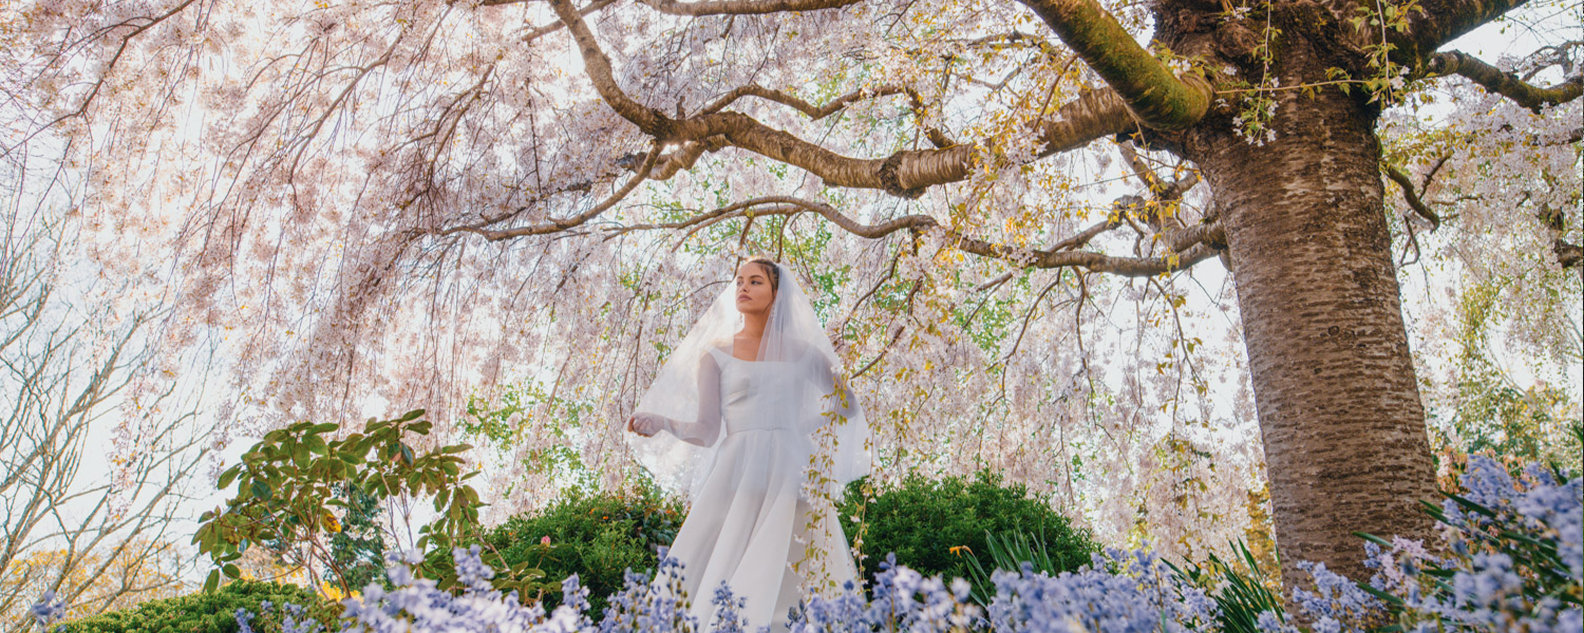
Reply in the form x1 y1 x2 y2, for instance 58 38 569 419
743 256 780 293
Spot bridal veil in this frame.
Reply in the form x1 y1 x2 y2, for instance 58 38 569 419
626 262 872 504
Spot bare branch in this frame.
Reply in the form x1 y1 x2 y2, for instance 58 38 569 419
699 84 903 119
615 195 1222 276
637 0 862 16
1400 0 1531 61
1384 165 1442 229
1428 50 1583 112
1035 88 1136 157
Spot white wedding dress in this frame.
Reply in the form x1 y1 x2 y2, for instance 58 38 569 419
660 345 859 631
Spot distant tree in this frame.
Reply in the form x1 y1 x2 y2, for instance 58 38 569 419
0 206 214 628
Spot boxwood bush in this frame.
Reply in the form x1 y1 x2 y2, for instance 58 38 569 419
62 579 336 633
472 486 684 613
837 469 1097 593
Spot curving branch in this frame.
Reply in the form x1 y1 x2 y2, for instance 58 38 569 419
1384 165 1442 229
548 0 1136 199
699 84 908 119
612 196 1222 277
680 111 976 196
1428 50 1583 112
548 0 670 136
515 0 618 44
698 83 956 148
1015 0 1211 131
1399 0 1530 62
680 86 1137 193
637 0 862 15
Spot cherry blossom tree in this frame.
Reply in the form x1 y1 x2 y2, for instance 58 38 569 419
2 0 1577 588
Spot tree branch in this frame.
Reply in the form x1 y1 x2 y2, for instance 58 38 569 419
615 196 1222 276
638 0 862 15
650 136 720 179
1427 50 1583 112
1015 0 1211 131
516 0 617 44
698 84 909 119
1034 88 1136 156
550 0 1136 198
1554 239 1582 270
1400 0 1530 61
548 0 671 137
1384 164 1442 229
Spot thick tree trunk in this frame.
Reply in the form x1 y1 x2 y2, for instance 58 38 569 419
1181 38 1438 585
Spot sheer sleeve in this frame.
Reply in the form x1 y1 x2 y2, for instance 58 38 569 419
664 350 723 447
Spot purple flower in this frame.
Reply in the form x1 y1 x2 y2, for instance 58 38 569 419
29 591 66 630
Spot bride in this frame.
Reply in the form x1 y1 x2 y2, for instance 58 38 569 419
624 257 870 631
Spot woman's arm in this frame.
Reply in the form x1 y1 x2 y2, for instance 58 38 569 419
627 352 723 447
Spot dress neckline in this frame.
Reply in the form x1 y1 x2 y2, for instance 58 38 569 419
711 347 785 364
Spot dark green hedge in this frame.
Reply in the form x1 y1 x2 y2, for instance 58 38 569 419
476 486 684 613
838 469 1097 588
453 472 1089 612
63 579 337 633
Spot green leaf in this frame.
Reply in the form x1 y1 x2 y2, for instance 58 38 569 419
218 465 242 490
251 480 272 501
223 563 242 579
1443 492 1499 518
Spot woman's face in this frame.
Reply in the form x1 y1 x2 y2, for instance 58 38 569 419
734 262 776 315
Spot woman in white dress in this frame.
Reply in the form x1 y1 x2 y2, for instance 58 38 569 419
623 257 871 632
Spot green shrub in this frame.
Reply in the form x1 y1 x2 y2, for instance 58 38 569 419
468 486 684 613
838 470 1097 595
1167 541 1287 633
195 410 480 595
63 579 336 633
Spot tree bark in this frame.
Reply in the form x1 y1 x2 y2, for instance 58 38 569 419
1180 27 1437 586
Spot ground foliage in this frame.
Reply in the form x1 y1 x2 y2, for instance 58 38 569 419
54 580 336 633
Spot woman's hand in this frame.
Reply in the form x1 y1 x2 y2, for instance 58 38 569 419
626 413 665 437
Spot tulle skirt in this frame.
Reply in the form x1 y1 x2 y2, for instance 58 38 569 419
667 428 857 632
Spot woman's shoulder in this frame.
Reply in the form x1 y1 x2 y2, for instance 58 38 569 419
702 340 733 363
